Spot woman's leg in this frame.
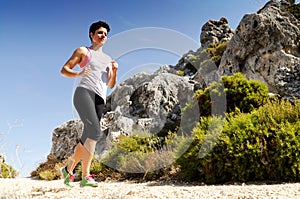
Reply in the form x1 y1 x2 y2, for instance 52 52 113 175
66 142 84 174
81 138 97 178
81 95 105 178
73 87 105 180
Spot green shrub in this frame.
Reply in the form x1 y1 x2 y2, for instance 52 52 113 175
31 154 66 180
39 170 56 181
206 41 229 66
101 131 177 180
176 70 185 76
75 157 107 179
175 99 300 183
0 162 18 178
115 131 161 153
195 73 269 116
174 116 224 181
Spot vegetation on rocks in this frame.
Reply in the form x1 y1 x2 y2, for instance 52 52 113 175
205 41 229 66
194 73 270 116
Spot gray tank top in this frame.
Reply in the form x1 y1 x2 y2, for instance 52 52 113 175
77 47 112 103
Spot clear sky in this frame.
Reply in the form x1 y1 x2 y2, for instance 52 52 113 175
0 0 284 177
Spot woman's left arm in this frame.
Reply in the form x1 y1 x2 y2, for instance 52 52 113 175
108 61 118 89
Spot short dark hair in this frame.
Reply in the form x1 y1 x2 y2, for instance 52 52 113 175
89 20 110 41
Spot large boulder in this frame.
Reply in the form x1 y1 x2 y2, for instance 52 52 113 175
49 119 83 160
217 0 300 95
103 69 194 139
200 17 234 48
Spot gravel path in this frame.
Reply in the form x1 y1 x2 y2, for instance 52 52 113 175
1 178 300 199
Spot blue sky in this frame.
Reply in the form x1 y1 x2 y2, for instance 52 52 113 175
0 0 278 177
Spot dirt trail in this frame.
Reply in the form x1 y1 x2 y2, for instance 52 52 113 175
1 178 300 198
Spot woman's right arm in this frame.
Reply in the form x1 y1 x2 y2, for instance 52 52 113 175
60 47 88 78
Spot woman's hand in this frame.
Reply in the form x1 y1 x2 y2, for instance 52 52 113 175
108 61 118 89
111 61 118 71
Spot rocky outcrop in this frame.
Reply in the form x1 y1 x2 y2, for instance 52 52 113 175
200 17 234 48
103 69 194 138
173 17 235 90
50 119 111 161
217 0 300 93
50 120 83 160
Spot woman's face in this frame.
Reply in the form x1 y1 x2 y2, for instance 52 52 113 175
90 27 108 46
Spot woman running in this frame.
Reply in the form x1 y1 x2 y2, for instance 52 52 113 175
60 20 118 187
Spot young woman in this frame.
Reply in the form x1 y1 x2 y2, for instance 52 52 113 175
60 20 118 187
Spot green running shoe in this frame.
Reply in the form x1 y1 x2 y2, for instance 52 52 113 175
80 174 98 187
60 167 75 188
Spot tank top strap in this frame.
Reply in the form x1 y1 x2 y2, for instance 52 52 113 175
79 47 91 68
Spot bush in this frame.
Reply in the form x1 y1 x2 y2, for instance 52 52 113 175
101 131 177 181
39 170 56 181
31 154 67 180
175 98 300 183
195 73 269 116
0 162 18 178
74 157 116 181
174 116 223 181
206 41 229 66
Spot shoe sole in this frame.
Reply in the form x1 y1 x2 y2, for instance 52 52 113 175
80 182 98 187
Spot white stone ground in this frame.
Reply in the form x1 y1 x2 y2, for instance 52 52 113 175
1 178 300 199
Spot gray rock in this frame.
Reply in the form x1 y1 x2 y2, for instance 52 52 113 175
217 0 300 94
49 120 83 160
200 17 235 48
103 70 194 138
274 63 300 100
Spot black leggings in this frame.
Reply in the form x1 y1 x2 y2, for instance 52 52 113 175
73 87 105 144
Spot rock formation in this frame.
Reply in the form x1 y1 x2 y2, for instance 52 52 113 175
217 0 300 94
200 17 235 48
50 120 83 160
274 64 300 100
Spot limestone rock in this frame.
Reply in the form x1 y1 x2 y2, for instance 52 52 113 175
217 0 300 94
200 17 235 48
49 120 83 160
103 70 194 138
274 63 300 100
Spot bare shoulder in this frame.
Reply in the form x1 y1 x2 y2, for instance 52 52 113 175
75 46 89 55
